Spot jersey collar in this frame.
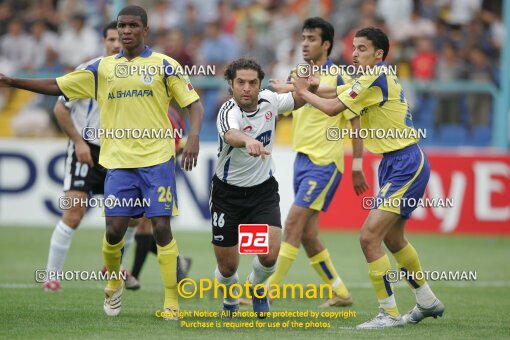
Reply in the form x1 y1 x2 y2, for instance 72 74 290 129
115 45 153 59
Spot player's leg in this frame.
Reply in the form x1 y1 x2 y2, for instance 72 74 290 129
129 216 191 288
384 219 443 323
130 217 153 283
122 219 137 266
43 190 87 291
301 213 352 307
150 215 180 318
122 219 139 290
266 204 313 287
356 209 405 329
358 144 432 329
243 176 282 318
44 141 103 291
214 245 240 318
141 158 180 319
269 154 344 292
385 146 442 324
249 226 280 318
102 168 144 317
210 175 243 318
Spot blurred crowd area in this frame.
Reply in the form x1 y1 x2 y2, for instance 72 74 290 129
0 0 505 147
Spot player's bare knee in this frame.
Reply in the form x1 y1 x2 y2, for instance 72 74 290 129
359 229 379 252
302 236 324 257
105 218 129 244
217 262 237 277
384 236 407 253
283 220 303 245
61 207 85 229
258 249 278 267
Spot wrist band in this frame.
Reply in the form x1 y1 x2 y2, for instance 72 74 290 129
352 158 363 171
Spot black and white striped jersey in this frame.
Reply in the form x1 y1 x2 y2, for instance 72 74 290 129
58 56 102 146
215 90 294 186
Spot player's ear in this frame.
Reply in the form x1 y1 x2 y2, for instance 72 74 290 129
323 40 331 52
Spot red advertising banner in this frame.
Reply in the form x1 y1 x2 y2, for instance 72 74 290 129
320 151 510 234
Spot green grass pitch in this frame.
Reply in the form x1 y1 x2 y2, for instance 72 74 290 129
1 227 509 339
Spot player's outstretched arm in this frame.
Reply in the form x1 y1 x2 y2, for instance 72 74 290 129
224 129 270 160
292 75 345 116
0 74 62 96
53 101 94 167
315 84 338 98
181 100 204 171
350 116 369 195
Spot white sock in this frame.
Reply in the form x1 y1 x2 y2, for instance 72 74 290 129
414 282 437 308
46 221 75 281
215 267 239 305
379 295 397 310
248 256 276 286
122 227 136 266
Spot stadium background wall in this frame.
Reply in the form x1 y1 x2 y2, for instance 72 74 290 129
0 139 508 234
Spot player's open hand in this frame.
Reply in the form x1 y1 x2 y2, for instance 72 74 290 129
181 134 199 171
245 139 270 160
269 79 292 93
75 140 94 167
352 170 369 196
291 72 308 95
0 73 12 87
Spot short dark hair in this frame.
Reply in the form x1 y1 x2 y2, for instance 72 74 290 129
117 5 148 27
102 21 118 38
355 27 390 60
302 17 335 56
224 57 265 84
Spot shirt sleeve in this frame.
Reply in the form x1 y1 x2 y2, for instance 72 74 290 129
56 63 98 101
163 58 200 108
58 95 76 110
337 74 383 120
217 101 241 137
275 92 295 115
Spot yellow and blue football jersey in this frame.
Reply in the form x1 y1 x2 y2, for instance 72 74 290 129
56 46 199 169
337 62 418 154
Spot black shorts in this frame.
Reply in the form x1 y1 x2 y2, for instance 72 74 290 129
210 175 282 247
63 141 107 195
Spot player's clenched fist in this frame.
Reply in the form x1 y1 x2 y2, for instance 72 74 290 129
245 139 270 160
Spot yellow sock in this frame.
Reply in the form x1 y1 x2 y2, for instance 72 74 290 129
309 249 350 298
157 239 179 309
393 243 426 288
368 254 399 317
267 242 299 286
102 235 124 290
